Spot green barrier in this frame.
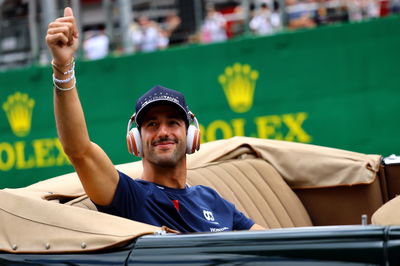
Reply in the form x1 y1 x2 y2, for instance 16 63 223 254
1 16 400 188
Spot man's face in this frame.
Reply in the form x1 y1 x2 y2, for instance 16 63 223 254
140 104 187 167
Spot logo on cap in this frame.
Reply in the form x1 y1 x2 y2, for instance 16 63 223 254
140 93 180 110
135 85 190 126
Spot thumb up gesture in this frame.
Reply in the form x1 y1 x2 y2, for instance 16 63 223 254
46 7 79 66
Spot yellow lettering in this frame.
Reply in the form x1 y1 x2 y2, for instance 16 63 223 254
0 143 15 171
0 138 71 173
206 120 233 142
32 139 56 167
199 112 311 144
231 118 246 136
53 138 70 166
283 112 312 143
15 141 35 169
254 115 283 140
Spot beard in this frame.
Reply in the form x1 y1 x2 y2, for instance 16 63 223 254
143 136 186 168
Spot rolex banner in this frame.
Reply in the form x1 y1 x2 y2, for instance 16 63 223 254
1 16 400 188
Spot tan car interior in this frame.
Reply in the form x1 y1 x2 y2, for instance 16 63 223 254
1 137 399 253
188 157 400 228
27 137 400 227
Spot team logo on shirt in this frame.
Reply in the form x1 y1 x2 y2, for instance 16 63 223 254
203 209 229 232
203 210 215 221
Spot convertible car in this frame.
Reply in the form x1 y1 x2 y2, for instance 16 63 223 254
1 137 400 265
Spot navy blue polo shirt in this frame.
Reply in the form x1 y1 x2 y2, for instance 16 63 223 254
95 171 254 233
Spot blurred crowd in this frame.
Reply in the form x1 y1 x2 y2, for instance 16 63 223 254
82 0 400 60
83 13 182 59
285 0 400 30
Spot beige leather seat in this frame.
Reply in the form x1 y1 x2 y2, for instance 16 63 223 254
187 158 313 229
64 158 312 229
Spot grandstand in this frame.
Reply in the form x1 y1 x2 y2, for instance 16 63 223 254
1 0 399 69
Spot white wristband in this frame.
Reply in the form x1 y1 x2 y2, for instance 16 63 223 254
53 77 76 91
53 72 75 84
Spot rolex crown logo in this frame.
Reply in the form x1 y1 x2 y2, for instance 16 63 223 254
218 63 259 113
2 92 35 137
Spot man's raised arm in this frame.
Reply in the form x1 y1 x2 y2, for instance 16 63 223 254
46 7 119 206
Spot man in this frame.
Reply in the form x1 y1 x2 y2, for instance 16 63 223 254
249 3 274 36
46 7 265 232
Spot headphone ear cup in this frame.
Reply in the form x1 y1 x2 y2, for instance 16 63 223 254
126 127 142 157
186 125 200 154
195 129 200 151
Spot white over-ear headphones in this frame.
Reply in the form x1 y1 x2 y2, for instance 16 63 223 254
126 111 200 157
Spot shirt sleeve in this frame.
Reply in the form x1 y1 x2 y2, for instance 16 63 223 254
211 188 254 231
231 202 255 230
94 171 142 220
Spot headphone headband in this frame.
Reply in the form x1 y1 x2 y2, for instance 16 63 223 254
127 113 136 133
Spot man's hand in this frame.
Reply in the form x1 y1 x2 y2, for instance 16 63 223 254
46 7 79 66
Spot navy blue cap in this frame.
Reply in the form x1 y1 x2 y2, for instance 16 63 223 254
135 85 191 127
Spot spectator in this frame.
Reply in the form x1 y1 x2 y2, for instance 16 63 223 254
249 3 274 35
347 0 381 22
130 16 166 52
200 5 227 43
83 28 109 60
366 0 380 18
392 0 400 13
326 0 350 24
286 0 317 30
271 1 282 31
314 0 328 25
159 14 182 48
347 0 365 21
225 4 246 38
